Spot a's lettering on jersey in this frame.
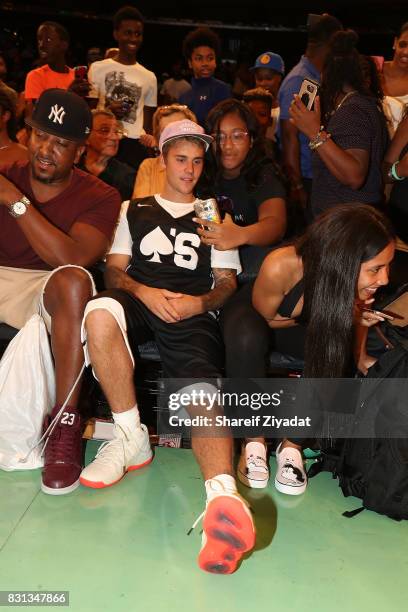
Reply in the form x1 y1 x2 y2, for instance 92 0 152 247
139 226 200 270
173 232 200 270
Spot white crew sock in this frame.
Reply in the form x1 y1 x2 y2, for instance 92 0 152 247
112 405 140 432
205 473 237 499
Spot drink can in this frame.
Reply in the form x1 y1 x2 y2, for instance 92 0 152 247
194 198 221 225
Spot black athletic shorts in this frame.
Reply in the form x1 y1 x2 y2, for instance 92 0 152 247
90 289 224 379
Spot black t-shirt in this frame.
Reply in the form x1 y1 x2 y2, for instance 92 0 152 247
311 94 388 217
78 156 135 201
100 158 135 201
216 164 286 276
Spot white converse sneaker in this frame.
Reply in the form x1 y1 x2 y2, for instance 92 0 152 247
189 476 256 574
274 442 307 495
80 423 153 489
237 441 269 489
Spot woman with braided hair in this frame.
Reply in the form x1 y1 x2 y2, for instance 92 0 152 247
290 29 388 219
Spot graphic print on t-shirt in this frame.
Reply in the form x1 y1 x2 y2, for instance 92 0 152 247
126 198 213 294
140 227 174 263
139 225 200 270
105 70 141 124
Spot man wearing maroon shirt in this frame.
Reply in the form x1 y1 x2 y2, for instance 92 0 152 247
0 88 121 495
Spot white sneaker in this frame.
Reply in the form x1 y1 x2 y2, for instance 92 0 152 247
190 477 256 574
237 441 269 489
274 442 307 495
80 423 153 489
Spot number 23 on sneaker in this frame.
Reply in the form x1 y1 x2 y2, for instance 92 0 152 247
237 441 269 489
41 405 83 496
274 442 307 495
190 475 256 575
79 423 153 489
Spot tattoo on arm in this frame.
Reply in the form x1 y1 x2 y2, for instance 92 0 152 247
201 268 237 311
104 266 143 295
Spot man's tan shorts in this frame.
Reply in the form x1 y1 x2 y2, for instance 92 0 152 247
0 265 96 332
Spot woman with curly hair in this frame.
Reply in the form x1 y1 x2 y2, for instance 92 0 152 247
196 98 287 489
290 30 388 219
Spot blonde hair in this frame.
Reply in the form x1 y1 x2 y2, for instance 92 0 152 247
153 104 197 140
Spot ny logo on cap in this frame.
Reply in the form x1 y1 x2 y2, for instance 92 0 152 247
48 104 66 125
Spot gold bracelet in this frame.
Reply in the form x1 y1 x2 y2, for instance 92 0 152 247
309 130 331 151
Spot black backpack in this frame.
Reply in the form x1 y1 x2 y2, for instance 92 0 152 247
308 326 408 521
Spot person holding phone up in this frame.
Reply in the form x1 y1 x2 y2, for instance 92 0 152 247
289 30 388 220
278 14 342 214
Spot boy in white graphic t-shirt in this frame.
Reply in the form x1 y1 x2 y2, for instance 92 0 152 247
81 119 255 575
88 6 157 170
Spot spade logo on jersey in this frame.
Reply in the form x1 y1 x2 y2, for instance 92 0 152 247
140 227 173 263
139 226 201 270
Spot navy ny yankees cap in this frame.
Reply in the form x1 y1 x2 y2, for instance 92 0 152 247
25 88 92 143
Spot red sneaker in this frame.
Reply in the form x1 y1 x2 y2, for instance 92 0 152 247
41 405 83 495
196 478 255 574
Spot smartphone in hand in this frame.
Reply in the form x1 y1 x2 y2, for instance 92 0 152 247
298 78 319 110
362 308 394 321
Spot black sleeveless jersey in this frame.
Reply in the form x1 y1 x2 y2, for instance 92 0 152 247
126 196 213 295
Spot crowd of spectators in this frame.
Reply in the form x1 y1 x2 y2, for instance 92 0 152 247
1 5 408 575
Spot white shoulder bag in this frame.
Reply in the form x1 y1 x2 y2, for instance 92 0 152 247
0 314 55 470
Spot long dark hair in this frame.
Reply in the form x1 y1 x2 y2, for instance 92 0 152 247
296 204 395 378
320 30 383 120
204 98 269 190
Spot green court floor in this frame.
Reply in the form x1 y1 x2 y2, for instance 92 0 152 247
0 444 406 612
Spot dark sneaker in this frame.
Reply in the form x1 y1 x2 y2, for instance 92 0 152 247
41 405 83 495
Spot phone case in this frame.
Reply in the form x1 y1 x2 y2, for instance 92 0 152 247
298 78 319 110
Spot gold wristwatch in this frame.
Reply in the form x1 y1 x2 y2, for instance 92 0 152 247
9 196 31 218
